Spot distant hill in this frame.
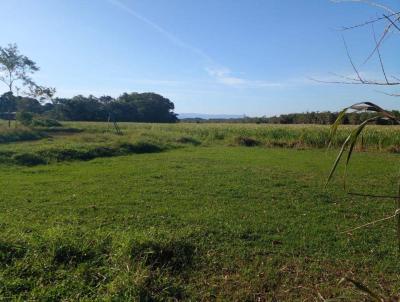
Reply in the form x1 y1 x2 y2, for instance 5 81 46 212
178 113 245 120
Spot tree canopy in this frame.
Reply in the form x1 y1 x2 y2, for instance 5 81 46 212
0 43 55 100
0 91 178 123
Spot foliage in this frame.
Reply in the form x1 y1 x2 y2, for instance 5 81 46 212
2 121 400 155
31 118 61 128
0 92 16 113
0 43 38 93
0 127 45 143
0 91 178 123
0 43 55 99
16 111 33 126
183 110 400 125
15 111 61 128
52 93 177 123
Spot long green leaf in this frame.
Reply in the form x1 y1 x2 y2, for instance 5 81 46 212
328 107 348 149
343 116 379 188
325 132 352 186
350 101 398 121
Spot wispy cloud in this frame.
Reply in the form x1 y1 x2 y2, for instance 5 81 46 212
206 67 283 88
106 0 212 62
106 0 284 89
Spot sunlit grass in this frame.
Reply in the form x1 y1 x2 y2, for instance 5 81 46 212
0 146 399 300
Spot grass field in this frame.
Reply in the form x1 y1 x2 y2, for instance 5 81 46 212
1 122 400 300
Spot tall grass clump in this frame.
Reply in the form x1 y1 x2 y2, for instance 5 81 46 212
6 140 167 166
0 126 46 143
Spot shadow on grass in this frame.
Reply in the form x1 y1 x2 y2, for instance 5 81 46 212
130 239 195 272
0 241 27 266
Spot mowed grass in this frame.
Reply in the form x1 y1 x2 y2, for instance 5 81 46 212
1 144 400 301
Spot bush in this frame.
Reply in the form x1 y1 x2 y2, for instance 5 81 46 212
16 112 62 128
16 111 33 126
0 128 45 143
31 118 62 127
12 153 46 166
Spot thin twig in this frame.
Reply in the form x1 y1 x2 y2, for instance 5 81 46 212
340 209 400 234
339 11 400 30
374 90 400 97
309 77 400 86
372 24 389 84
342 35 364 83
361 22 393 66
348 192 400 199
384 14 400 32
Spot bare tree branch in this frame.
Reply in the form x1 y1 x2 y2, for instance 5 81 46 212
384 14 400 32
361 19 394 66
317 6 400 88
375 90 400 97
309 77 400 85
339 11 400 31
372 24 389 84
342 36 364 83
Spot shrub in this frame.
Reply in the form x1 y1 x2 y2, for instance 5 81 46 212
0 128 45 143
16 111 33 126
12 153 46 166
31 118 62 127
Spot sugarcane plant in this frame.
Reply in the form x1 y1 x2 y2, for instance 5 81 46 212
326 102 400 248
322 2 400 300
324 0 400 248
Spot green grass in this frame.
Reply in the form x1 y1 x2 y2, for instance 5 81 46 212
1 121 400 300
1 121 400 167
1 143 400 300
66 121 400 151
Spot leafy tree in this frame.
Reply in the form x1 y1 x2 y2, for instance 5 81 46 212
0 43 55 99
50 92 178 123
53 95 106 121
0 92 16 113
0 44 38 93
16 97 42 113
118 92 177 122
16 111 33 126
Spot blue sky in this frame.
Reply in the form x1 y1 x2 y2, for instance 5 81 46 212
0 0 399 116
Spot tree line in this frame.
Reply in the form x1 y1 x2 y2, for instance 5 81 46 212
0 92 178 123
182 111 400 125
0 43 177 123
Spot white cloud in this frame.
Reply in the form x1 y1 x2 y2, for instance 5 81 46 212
205 67 283 88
